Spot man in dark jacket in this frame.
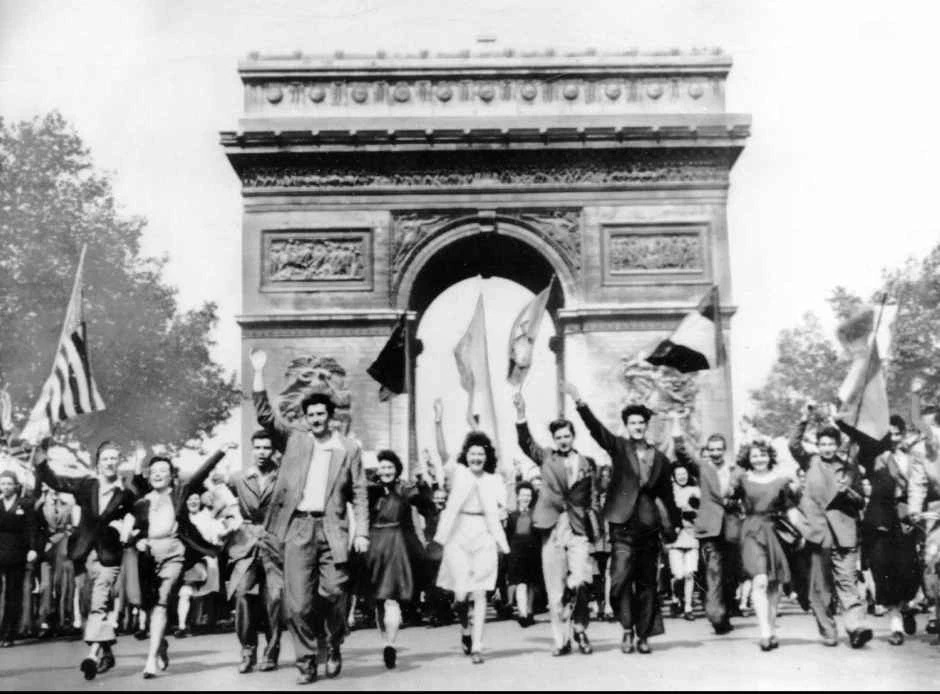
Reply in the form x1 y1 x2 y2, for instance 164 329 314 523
0 469 40 647
563 382 681 655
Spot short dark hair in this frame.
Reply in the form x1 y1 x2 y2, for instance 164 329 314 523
147 455 177 478
889 415 907 434
457 431 498 474
95 440 120 464
817 426 842 445
548 418 575 437
705 433 727 449
515 480 534 496
300 392 336 418
621 404 653 424
376 449 404 479
250 429 274 444
0 469 18 485
736 440 778 470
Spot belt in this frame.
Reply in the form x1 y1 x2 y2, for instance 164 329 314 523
293 510 325 519
372 522 401 529
460 511 484 516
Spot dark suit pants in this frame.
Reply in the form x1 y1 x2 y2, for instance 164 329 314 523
608 524 664 638
235 553 283 661
700 537 738 629
284 514 348 669
0 564 26 640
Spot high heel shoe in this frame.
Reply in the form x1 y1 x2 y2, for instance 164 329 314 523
461 633 472 655
768 635 779 650
759 638 773 652
471 651 483 664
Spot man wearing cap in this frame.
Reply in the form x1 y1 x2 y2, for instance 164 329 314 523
562 383 681 655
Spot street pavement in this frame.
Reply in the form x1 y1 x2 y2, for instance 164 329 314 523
2 605 939 690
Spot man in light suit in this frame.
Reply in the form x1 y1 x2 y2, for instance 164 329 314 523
251 349 369 685
672 424 742 635
563 383 681 655
514 391 597 656
790 407 873 648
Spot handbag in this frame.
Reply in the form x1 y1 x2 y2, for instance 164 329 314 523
774 516 802 548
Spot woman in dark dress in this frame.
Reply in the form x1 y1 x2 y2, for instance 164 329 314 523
366 449 434 670
732 439 798 651
506 481 539 627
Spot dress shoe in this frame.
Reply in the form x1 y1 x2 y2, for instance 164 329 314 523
97 650 116 674
142 670 156 680
902 610 917 636
325 645 342 678
713 621 734 635
238 648 257 674
258 658 278 672
759 638 773 652
471 651 484 664
133 629 148 641
621 631 635 654
636 638 651 654
80 657 98 681
926 618 939 635
888 631 904 646
295 662 317 685
683 611 696 622
573 630 593 655
37 625 51 640
157 638 169 671
173 627 189 639
552 641 572 657
383 645 397 669
461 633 473 655
768 636 779 650
0 640 13 648
822 636 839 647
849 628 873 649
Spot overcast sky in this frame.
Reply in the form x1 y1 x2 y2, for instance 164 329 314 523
2 0 939 463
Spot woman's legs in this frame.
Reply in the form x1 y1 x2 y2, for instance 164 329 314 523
751 574 771 642
176 585 193 634
470 590 486 655
768 581 781 636
382 600 401 646
683 575 695 616
515 583 530 619
144 605 168 675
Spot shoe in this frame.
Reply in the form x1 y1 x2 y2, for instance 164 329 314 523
621 631 635 654
258 658 278 672
636 638 651 654
37 625 51 640
157 638 169 671
0 639 12 648
471 651 484 664
173 627 189 639
383 645 396 669
552 641 572 657
683 611 696 622
133 629 148 641
325 645 342 678
573 631 593 655
517 615 535 628
295 661 317 685
713 621 734 635
461 633 473 655
888 631 904 646
927 619 939 635
822 636 839 647
80 657 98 681
97 650 116 674
769 636 779 650
142 670 156 680
669 602 681 617
873 604 887 617
759 638 773 652
238 648 257 674
902 610 917 636
849 628 873 649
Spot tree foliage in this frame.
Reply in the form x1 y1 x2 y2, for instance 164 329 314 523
0 112 240 449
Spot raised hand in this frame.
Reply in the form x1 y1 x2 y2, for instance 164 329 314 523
222 441 239 452
512 391 526 418
560 381 581 403
249 348 267 372
433 398 443 423
803 401 816 420
911 375 926 394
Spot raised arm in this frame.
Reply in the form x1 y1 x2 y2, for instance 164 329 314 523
33 448 91 500
251 349 288 452
669 410 700 475
513 392 546 466
788 404 815 471
433 398 449 464
835 419 888 473
181 446 230 502
563 382 619 455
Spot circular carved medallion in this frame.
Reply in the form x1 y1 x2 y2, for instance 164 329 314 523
688 82 704 99
351 85 368 103
309 85 326 103
265 85 284 104
521 83 538 101
393 84 411 102
646 82 664 99
605 83 622 100
563 83 579 100
436 84 453 102
479 84 495 102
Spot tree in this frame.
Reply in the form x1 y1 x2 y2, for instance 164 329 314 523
0 112 240 449
748 312 844 437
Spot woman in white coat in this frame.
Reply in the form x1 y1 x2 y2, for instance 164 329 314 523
433 431 510 664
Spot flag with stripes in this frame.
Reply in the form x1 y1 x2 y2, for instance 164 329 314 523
21 247 105 444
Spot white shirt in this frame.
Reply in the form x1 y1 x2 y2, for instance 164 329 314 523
97 478 121 514
297 433 343 513
715 462 732 497
146 490 178 539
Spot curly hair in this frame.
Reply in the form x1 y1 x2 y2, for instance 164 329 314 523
376 449 404 479
457 431 498 474
736 439 778 471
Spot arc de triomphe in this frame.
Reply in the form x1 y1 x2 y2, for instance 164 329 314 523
221 48 750 463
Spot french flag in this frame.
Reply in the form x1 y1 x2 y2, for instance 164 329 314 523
645 286 725 373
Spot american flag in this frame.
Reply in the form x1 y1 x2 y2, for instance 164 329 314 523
21 246 105 444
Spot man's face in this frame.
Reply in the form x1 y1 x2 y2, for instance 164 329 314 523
253 437 274 467
304 403 331 436
552 426 574 453
0 476 15 498
673 466 689 486
889 425 904 450
625 414 648 441
818 436 839 460
706 439 726 464
433 489 447 510
861 478 872 498
97 447 120 480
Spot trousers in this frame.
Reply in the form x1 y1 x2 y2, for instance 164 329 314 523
235 551 284 662
807 543 867 639
608 524 664 638
541 513 593 637
700 537 738 629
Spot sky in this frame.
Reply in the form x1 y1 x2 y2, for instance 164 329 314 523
2 0 939 466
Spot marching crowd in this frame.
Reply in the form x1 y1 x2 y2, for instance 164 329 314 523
1 350 940 684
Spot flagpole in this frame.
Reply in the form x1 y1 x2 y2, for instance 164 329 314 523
57 245 88 350
403 313 416 478
851 292 889 433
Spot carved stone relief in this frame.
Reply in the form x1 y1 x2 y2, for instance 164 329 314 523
267 237 365 281
607 232 703 273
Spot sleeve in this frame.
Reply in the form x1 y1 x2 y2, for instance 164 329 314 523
407 479 436 517
788 420 813 471
34 458 86 498
654 455 682 529
349 445 369 540
515 421 546 466
181 450 226 502
26 499 42 555
836 421 889 474
253 390 287 452
575 402 620 456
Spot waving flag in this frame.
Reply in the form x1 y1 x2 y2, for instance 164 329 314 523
21 246 105 444
507 276 558 387
367 315 409 401
646 286 726 373
454 294 499 446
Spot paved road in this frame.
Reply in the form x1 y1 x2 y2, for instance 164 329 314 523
3 607 938 690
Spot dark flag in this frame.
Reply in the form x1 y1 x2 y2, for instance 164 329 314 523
367 316 408 401
645 285 726 373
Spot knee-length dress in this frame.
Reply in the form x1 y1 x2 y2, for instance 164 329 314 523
737 475 793 585
437 486 498 594
366 481 433 601
506 509 541 585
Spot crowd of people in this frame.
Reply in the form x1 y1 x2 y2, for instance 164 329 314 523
1 353 940 684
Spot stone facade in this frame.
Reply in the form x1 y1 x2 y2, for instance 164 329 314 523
223 49 749 462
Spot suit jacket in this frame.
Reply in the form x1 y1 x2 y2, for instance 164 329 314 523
433 464 510 554
575 402 681 532
0 494 41 567
254 390 368 565
516 421 597 537
131 450 226 558
673 437 742 540
909 430 940 513
35 455 137 568
790 421 863 548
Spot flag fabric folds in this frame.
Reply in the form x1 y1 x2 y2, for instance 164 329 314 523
21 246 105 444
645 286 725 373
507 276 558 387
454 294 500 445
835 298 896 442
367 315 408 402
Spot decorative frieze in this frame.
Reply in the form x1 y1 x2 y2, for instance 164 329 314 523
607 232 703 273
262 229 373 291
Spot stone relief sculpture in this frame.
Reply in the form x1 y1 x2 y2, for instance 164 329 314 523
620 357 699 445
608 233 702 272
274 355 352 428
267 237 365 282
